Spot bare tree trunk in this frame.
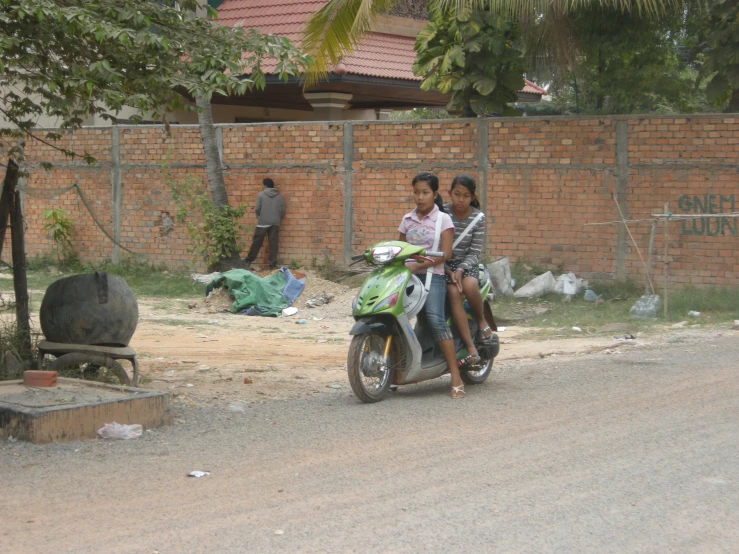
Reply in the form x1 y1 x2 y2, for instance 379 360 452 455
5 160 31 360
195 95 247 272
0 160 19 259
195 94 229 209
461 88 475 118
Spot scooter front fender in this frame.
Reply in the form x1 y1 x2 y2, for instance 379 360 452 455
349 315 396 336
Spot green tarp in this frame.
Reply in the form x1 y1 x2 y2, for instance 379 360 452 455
205 269 289 316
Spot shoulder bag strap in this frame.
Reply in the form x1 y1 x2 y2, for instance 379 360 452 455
425 211 445 292
452 212 484 249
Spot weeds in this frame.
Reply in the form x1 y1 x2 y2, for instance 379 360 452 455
168 170 249 270
317 255 340 280
53 364 121 385
509 259 547 287
0 320 40 380
42 208 76 263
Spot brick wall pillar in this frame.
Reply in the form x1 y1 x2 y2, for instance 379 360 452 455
111 126 122 263
342 121 354 265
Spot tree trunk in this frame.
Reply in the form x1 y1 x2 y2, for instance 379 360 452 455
728 88 739 113
461 89 475 118
195 95 247 272
0 160 19 259
6 161 31 360
196 94 229 209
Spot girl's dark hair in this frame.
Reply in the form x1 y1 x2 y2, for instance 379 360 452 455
450 174 480 209
412 172 444 210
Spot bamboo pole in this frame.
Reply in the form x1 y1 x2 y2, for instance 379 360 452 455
663 203 669 318
646 220 657 296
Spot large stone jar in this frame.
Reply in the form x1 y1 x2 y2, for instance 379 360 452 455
39 272 139 347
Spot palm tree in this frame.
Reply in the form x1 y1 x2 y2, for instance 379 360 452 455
303 0 682 85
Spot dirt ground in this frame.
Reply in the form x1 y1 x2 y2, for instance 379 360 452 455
126 272 735 407
7 270 735 406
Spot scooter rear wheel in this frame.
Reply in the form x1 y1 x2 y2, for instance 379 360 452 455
347 332 396 403
460 355 492 385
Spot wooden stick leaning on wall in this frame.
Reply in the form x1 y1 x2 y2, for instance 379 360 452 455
612 194 656 295
645 220 657 296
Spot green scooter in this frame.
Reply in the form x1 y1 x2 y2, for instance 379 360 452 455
347 240 499 403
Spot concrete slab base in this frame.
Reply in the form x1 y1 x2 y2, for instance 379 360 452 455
0 378 170 444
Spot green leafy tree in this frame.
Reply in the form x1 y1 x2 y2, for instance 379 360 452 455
0 1 309 358
413 6 525 116
539 4 704 114
0 1 308 163
699 0 739 111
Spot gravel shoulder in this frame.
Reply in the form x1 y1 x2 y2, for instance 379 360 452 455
1 330 737 553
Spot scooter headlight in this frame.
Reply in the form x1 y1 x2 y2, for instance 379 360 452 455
371 246 402 264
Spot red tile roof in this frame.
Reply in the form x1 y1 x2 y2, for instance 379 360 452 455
216 0 545 94
521 79 546 95
217 0 419 80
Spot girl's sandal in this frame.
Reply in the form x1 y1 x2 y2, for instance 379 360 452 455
457 354 481 369
451 384 465 399
478 326 494 343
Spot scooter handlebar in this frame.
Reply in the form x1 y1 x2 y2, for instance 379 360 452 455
425 251 444 259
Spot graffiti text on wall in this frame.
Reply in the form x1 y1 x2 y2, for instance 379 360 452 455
677 194 737 236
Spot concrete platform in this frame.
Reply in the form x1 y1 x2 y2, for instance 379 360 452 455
0 378 170 444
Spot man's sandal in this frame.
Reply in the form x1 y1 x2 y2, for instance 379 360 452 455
451 384 465 399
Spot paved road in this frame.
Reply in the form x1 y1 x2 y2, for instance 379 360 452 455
2 334 738 553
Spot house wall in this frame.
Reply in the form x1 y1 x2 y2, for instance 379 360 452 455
18 115 739 287
167 104 382 124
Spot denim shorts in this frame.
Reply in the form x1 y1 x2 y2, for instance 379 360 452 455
419 273 453 342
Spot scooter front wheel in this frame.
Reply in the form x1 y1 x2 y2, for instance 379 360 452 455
347 332 396 403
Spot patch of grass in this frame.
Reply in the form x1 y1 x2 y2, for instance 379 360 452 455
664 286 739 322
493 295 642 332
22 256 203 299
588 278 644 300
493 280 739 332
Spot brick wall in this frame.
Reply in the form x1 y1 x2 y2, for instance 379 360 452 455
18 115 739 287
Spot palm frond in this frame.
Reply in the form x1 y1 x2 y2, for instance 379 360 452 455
302 0 398 86
521 5 579 84
437 0 684 19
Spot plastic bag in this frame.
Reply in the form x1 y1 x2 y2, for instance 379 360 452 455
554 273 579 296
97 422 143 440
630 295 661 320
486 257 514 296
514 271 556 298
